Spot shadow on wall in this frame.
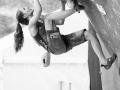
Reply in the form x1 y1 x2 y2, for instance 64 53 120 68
0 0 60 38
119 67 120 76
119 58 120 75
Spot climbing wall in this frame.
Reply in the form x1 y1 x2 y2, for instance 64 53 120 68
78 0 120 90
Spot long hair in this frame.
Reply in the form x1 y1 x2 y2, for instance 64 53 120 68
14 10 28 53
14 23 24 52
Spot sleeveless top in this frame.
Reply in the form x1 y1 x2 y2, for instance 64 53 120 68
32 19 48 51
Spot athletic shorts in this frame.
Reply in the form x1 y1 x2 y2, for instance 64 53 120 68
46 27 87 55
46 28 66 55
62 29 87 52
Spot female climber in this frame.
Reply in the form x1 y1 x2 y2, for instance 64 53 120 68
14 0 117 69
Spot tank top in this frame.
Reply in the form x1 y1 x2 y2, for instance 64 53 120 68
32 19 48 51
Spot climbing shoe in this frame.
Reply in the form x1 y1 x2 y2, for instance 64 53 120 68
101 53 117 69
71 0 85 13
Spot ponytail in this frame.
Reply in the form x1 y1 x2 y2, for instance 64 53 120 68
14 23 24 53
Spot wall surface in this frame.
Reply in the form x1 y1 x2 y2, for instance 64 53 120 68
78 0 120 90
